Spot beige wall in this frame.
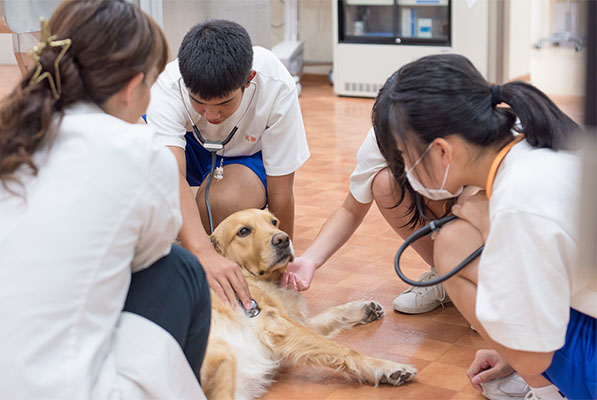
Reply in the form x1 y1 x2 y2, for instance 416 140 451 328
162 0 271 62
270 0 332 75
505 0 532 81
529 0 586 96
0 35 15 64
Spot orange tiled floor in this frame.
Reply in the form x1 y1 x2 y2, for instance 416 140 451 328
0 66 583 400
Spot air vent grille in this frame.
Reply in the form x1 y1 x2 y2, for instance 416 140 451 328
343 81 382 95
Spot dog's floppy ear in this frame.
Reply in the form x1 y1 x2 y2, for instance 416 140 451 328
210 235 223 255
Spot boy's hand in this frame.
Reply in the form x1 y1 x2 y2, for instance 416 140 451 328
199 250 252 309
279 257 317 291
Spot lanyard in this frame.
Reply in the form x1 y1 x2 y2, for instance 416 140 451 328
485 134 525 199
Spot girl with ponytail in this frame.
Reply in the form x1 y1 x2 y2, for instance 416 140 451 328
0 1 211 398
374 53 594 400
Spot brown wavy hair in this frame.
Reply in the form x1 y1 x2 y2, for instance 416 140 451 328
0 0 168 195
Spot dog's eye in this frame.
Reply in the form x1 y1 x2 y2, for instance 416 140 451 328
237 227 251 237
271 219 278 227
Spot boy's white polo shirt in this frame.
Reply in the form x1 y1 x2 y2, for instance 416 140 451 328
146 46 310 177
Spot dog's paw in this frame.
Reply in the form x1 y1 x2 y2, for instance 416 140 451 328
379 363 417 386
361 301 384 324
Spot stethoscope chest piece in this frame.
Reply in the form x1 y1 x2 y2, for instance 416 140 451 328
238 298 261 318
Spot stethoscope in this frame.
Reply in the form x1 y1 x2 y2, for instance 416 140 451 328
394 134 524 287
179 78 262 318
178 77 257 234
394 214 484 287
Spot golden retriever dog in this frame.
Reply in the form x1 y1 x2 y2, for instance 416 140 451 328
201 209 417 400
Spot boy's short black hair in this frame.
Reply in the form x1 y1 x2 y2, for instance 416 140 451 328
178 19 253 100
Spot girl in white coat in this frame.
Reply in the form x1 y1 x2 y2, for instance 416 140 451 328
0 0 210 398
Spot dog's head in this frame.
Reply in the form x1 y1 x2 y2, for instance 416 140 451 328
211 209 294 281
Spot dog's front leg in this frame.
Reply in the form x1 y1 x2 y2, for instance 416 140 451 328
200 339 237 400
258 310 416 386
308 300 385 338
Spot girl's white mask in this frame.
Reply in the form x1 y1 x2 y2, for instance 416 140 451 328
405 143 463 201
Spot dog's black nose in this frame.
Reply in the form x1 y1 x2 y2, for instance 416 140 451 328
271 232 290 249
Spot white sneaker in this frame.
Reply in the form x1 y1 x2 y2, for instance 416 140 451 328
481 372 530 400
524 392 538 400
523 385 567 400
392 269 451 314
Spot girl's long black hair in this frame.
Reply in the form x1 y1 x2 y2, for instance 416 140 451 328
373 53 580 227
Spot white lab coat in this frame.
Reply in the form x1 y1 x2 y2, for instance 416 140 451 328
0 103 206 399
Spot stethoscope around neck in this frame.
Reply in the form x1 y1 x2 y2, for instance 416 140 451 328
178 77 257 233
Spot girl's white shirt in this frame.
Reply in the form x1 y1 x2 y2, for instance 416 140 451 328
0 103 206 399
350 127 387 204
478 139 595 352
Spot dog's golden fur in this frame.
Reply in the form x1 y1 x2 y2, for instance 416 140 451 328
201 209 416 400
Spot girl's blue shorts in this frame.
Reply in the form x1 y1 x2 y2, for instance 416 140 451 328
542 308 596 400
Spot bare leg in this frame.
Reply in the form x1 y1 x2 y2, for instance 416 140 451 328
519 373 553 388
308 300 384 338
196 164 266 232
433 219 553 389
371 168 452 313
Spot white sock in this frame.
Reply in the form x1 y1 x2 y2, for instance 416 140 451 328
530 384 567 399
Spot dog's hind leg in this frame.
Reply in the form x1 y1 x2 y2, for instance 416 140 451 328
259 309 416 386
308 300 384 338
200 339 237 400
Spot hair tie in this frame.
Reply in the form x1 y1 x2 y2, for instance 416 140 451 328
490 84 501 107
28 18 72 100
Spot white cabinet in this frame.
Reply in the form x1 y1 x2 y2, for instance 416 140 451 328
332 0 490 97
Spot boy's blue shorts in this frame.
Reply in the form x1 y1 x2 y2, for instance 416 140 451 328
140 115 267 194
542 308 596 400
184 131 268 192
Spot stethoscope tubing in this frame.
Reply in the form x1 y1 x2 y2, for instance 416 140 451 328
394 214 484 287
178 79 257 234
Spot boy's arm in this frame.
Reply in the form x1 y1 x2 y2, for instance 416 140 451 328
168 146 252 309
266 172 295 239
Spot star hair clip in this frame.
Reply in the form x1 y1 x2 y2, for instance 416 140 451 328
28 18 72 100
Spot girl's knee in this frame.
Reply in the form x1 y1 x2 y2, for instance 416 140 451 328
433 219 483 276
